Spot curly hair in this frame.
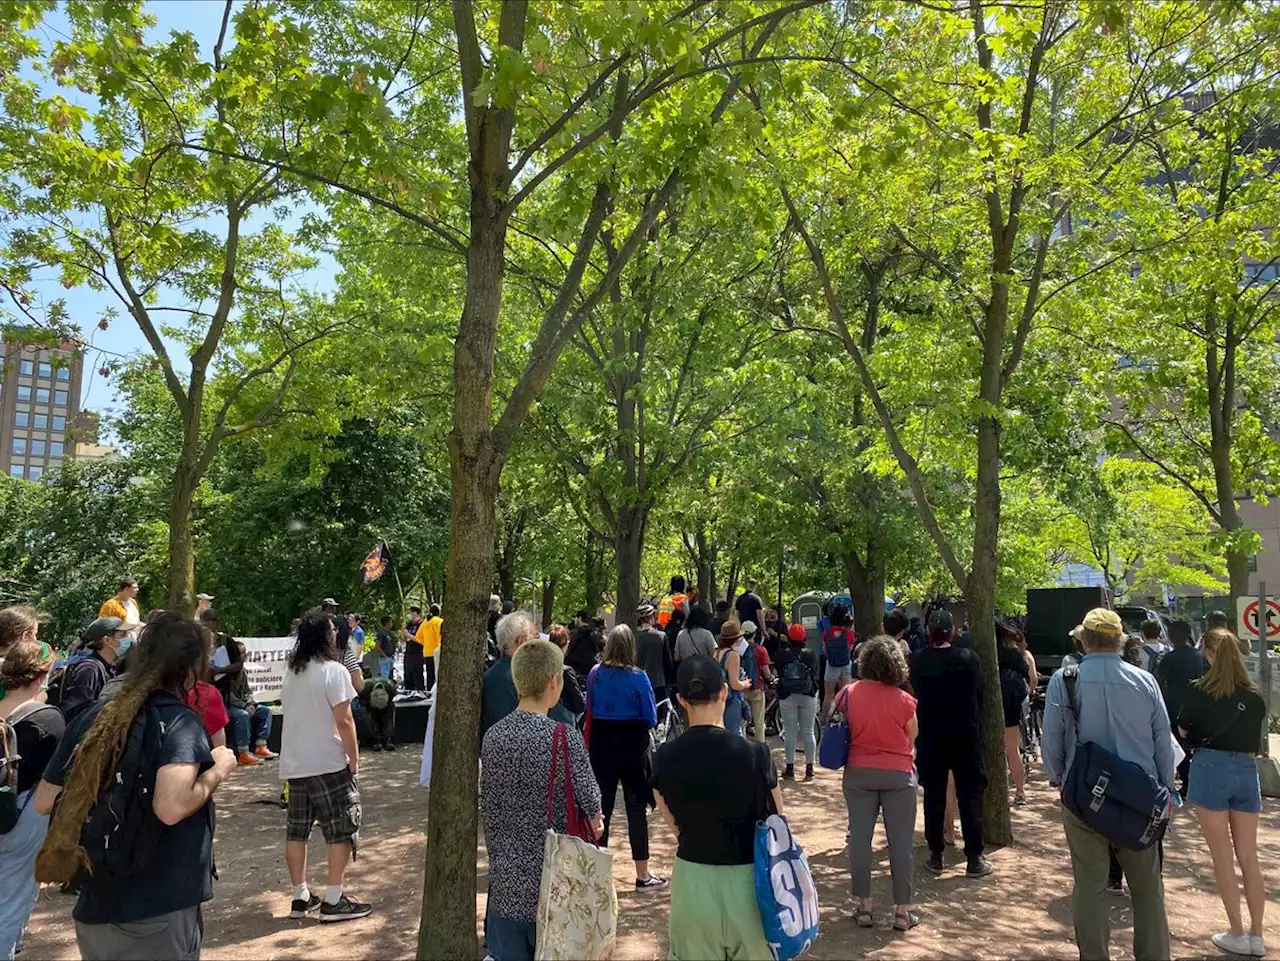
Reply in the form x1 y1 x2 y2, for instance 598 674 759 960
36 612 209 885
289 608 335 673
856 635 908 687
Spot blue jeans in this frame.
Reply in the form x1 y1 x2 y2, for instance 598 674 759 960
723 693 745 737
228 705 272 751
379 657 393 679
487 915 536 961
1188 747 1262 813
0 790 49 960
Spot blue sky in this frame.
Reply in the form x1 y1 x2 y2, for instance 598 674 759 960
21 2 336 421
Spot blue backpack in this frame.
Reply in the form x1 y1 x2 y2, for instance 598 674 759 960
755 813 819 961
1061 668 1170 851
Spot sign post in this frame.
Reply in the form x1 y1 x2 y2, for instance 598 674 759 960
1242 585 1280 796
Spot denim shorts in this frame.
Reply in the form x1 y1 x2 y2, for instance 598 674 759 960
1187 748 1262 814
824 662 852 683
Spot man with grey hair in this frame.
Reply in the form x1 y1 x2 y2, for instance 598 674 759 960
481 611 538 735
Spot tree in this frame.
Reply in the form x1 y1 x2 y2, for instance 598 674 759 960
3 0 339 612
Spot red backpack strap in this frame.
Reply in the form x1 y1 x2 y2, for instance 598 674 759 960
546 722 565 828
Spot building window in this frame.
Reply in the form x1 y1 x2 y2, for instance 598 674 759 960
37 361 52 378
18 359 32 375
7 464 22 479
11 438 26 455
30 440 44 457
27 465 42 481
35 388 49 404
16 386 30 402
33 414 46 430
54 390 68 407
49 441 63 458
52 415 65 431
56 366 70 381
14 412 28 428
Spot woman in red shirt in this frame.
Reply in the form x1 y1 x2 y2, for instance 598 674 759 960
837 636 919 932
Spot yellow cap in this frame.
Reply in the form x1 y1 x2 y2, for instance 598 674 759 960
1082 608 1123 637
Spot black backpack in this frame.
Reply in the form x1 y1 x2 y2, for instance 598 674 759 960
0 702 57 834
779 654 816 697
76 702 167 879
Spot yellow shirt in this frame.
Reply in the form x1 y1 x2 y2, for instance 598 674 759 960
415 616 443 656
99 598 128 621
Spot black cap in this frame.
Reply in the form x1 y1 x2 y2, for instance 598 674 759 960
677 654 724 703
928 608 953 632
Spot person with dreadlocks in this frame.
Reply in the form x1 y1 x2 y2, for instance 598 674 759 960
33 612 237 960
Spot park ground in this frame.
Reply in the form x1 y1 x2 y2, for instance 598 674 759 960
20 736 1280 961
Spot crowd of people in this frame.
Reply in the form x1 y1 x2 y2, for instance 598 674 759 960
0 575 1272 961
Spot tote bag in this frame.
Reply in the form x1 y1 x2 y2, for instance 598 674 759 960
754 813 819 960
817 686 851 770
535 723 617 961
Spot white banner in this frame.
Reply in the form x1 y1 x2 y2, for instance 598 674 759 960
239 636 294 703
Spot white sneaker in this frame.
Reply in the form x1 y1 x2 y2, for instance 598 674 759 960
1249 933 1266 958
1213 931 1254 956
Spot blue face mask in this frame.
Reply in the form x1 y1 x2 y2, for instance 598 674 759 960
117 635 134 657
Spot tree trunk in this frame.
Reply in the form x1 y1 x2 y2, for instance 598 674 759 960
418 195 507 961
615 505 647 629
540 576 556 630
971 291 1013 848
725 561 740 611
584 531 607 615
695 527 717 607
497 561 516 608
165 462 199 615
843 546 884 642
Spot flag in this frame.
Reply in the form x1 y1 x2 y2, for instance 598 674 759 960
361 539 390 584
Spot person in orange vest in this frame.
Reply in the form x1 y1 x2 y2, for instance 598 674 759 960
657 576 691 629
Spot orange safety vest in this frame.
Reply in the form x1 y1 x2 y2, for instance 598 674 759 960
657 593 688 628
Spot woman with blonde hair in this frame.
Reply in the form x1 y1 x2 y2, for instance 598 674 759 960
0 638 63 959
1178 627 1267 958
585 624 664 890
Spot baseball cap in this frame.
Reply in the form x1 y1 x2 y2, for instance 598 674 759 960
83 616 125 642
787 623 807 643
636 603 657 620
928 608 953 632
1082 608 1123 637
742 620 758 637
677 655 725 703
196 592 214 601
322 597 339 608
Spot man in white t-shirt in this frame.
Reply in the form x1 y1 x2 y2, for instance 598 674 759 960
279 609 372 923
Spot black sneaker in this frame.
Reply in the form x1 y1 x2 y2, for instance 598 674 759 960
782 764 795 780
319 894 373 922
635 875 669 892
1106 880 1125 897
369 741 383 752
804 764 814 781
966 856 994 878
290 894 321 919
383 740 396 752
926 852 944 874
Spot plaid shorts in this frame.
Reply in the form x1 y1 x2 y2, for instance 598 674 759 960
286 768 361 850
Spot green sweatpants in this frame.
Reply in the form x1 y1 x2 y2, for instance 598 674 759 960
668 857 772 961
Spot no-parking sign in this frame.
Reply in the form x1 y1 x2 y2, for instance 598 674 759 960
1237 596 1280 640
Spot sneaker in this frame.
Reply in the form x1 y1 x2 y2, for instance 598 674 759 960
383 740 397 752
635 874 668 891
319 894 373 923
1106 880 1125 897
804 764 814 781
369 741 383 752
782 764 795 781
926 852 944 874
1214 932 1255 957
290 894 321 919
1249 933 1266 957
254 745 279 760
965 856 994 878
1013 793 1027 806
236 751 261 766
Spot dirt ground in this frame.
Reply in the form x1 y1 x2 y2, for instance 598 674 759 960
19 736 1280 960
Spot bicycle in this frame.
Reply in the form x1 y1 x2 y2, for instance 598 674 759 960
1019 687 1045 773
650 698 684 754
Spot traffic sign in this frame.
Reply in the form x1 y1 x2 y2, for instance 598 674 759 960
1237 596 1280 639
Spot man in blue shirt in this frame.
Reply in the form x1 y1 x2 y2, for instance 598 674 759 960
481 612 537 735
1042 608 1173 961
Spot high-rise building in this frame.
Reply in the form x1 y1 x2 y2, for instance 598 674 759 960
0 331 85 481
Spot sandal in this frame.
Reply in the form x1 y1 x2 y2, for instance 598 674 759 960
854 906 874 928
893 908 920 932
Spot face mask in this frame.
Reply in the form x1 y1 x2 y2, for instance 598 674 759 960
117 635 134 657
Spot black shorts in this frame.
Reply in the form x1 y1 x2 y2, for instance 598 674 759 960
286 769 361 849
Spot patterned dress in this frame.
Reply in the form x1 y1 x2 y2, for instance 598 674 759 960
481 710 602 922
